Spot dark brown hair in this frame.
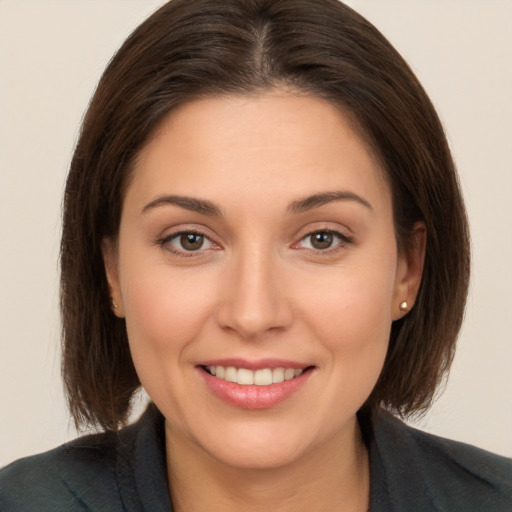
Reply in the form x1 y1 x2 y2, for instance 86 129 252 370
61 0 470 430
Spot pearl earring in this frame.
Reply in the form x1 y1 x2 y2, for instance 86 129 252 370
399 301 409 311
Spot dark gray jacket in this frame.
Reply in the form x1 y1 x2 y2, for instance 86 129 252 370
1 404 511 511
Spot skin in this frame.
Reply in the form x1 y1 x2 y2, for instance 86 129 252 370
103 92 425 512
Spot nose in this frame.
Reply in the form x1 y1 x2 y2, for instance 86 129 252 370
216 244 293 340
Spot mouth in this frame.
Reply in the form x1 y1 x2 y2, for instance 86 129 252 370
200 365 314 386
197 359 315 409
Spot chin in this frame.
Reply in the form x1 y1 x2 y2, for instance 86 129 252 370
184 412 352 472
203 434 311 471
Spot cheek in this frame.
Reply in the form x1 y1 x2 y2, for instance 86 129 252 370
296 246 397 386
303 253 397 340
119 262 219 382
306 274 393 414
317 279 392 375
119 266 223 422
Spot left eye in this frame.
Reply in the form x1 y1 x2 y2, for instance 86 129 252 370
167 232 213 252
299 231 346 251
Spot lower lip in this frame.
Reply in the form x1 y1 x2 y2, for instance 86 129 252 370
199 368 312 409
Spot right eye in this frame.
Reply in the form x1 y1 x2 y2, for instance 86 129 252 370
161 231 214 255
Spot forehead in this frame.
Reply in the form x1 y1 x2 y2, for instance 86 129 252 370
126 93 391 215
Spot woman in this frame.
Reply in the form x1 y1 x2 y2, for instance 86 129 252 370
1 0 510 510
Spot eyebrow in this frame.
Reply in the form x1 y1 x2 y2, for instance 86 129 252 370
141 190 372 217
288 191 373 214
142 195 222 216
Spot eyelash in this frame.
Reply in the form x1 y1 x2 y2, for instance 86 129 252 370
295 229 353 255
157 230 217 258
157 228 353 257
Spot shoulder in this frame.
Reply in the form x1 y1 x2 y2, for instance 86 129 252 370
0 430 124 511
0 404 170 512
406 418 512 485
369 408 512 511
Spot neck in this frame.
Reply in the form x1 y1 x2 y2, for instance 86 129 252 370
165 417 370 512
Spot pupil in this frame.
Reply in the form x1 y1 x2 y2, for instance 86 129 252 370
181 233 203 251
311 232 333 250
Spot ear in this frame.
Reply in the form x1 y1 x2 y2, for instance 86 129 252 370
102 237 125 318
392 222 426 320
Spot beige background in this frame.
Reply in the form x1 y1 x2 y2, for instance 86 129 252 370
1 0 511 467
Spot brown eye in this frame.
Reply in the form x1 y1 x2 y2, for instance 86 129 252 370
163 231 214 254
179 233 205 251
297 230 351 253
310 232 334 250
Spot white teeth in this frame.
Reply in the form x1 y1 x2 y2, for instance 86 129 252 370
254 369 272 386
206 365 306 386
225 366 237 383
272 367 285 383
284 368 295 381
237 368 254 385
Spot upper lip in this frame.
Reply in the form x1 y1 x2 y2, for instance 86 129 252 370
197 358 312 371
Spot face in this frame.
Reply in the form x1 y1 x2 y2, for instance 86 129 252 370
104 93 423 470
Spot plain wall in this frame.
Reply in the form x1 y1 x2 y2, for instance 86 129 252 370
1 0 511 467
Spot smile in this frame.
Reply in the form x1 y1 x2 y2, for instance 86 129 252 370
203 365 304 386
